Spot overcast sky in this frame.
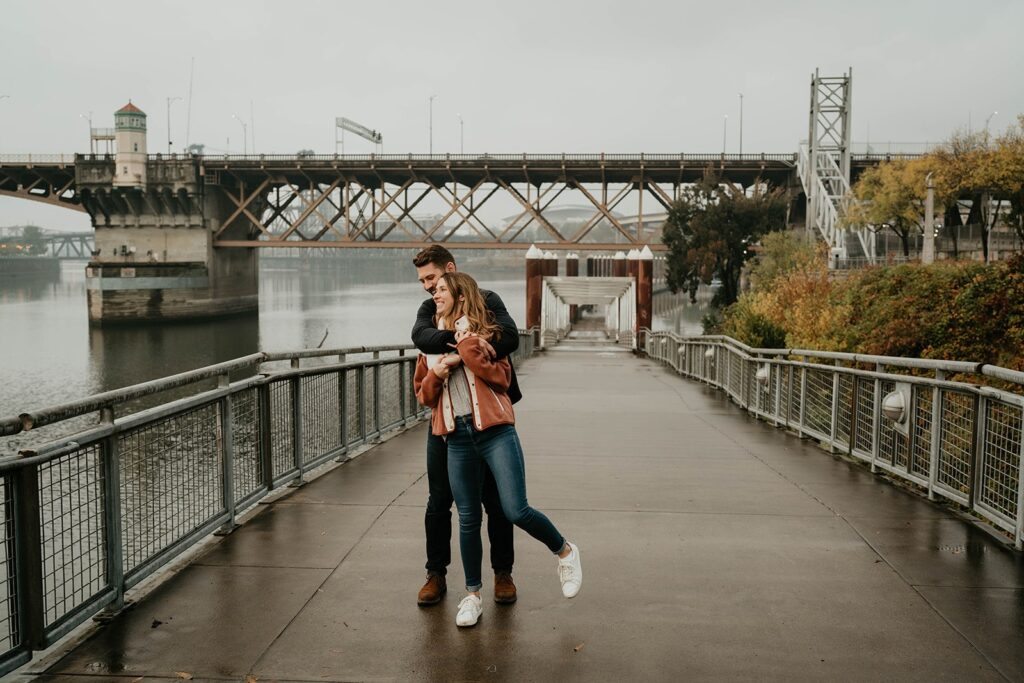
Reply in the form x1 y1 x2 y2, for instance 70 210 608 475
2 0 1021 229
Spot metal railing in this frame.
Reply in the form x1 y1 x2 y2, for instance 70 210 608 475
193 152 801 164
0 332 535 675
0 155 77 165
645 332 1024 551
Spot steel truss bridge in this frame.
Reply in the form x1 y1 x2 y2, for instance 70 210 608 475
0 152 916 252
43 232 94 258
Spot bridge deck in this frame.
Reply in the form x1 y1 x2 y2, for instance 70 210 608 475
23 350 1024 681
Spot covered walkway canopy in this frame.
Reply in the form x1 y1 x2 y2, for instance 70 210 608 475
540 276 636 348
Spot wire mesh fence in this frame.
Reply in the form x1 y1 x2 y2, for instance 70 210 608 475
645 332 1024 553
0 334 536 676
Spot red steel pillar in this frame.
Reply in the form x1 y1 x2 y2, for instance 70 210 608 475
612 250 627 278
525 245 544 336
566 252 579 322
637 245 654 347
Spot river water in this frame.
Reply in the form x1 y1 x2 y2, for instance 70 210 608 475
0 254 710 427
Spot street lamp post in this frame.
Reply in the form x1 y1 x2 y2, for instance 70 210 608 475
429 95 437 155
457 113 464 154
232 114 248 154
79 111 93 153
923 172 935 264
722 114 728 155
984 110 998 133
166 97 182 155
738 93 744 156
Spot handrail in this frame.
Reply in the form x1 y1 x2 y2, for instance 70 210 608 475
0 347 416 437
668 334 1020 384
645 331 1024 552
0 152 927 166
0 333 539 675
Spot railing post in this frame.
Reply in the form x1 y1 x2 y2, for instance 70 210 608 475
773 363 784 427
1015 406 1024 550
358 366 367 445
258 382 274 490
829 362 841 453
399 351 409 427
372 364 382 442
101 433 126 613
13 465 45 650
969 396 987 511
870 365 883 473
798 365 808 438
335 368 350 463
289 375 305 486
927 374 944 501
216 390 239 535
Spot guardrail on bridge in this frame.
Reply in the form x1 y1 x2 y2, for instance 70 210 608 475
0 332 536 676
645 332 1024 551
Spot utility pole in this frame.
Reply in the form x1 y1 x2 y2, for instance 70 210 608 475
457 113 464 154
738 93 744 156
722 114 728 155
79 111 93 153
232 114 248 154
429 94 437 155
923 173 935 264
166 97 182 154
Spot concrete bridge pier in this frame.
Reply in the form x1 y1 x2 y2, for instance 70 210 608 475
75 103 258 324
79 162 259 324
76 156 259 324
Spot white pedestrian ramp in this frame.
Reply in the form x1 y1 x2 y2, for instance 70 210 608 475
540 276 636 350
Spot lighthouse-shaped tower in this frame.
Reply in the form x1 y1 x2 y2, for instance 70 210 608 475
113 101 147 187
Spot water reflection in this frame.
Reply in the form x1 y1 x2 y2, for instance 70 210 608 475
88 314 260 390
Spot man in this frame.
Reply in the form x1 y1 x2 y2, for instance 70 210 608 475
411 245 522 606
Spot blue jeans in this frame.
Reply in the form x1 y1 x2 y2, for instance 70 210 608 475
424 431 514 576
447 417 565 592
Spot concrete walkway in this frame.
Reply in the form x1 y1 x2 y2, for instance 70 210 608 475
24 350 1024 681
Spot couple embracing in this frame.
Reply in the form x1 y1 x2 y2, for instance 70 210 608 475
409 245 582 628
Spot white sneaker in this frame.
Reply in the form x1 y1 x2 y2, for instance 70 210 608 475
455 594 483 627
557 541 582 598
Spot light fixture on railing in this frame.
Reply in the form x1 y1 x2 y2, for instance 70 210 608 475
881 383 912 436
756 364 771 383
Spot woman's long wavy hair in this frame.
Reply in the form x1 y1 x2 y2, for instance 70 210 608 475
435 272 500 341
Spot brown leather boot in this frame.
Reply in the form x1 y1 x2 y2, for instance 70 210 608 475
494 572 517 604
417 574 447 606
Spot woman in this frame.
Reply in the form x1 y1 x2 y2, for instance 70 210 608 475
414 272 582 628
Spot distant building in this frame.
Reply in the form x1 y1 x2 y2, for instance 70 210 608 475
113 101 147 187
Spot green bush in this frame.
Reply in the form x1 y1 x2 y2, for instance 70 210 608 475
720 252 1024 369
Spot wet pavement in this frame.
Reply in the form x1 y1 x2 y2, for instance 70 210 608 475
18 349 1024 682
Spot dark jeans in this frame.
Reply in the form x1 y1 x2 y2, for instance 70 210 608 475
425 431 514 576
447 418 565 592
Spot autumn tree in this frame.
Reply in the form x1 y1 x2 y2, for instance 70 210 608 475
849 156 932 257
983 115 1024 245
929 123 1024 262
662 176 788 306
